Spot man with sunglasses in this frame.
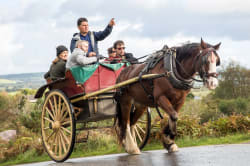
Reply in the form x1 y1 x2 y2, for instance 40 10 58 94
113 40 138 64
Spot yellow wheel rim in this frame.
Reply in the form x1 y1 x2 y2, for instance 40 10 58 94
41 90 75 161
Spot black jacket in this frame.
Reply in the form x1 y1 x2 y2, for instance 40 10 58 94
44 59 66 80
124 53 138 64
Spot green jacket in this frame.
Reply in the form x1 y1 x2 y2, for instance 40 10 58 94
44 59 66 80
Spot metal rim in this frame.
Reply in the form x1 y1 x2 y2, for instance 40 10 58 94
131 107 151 150
41 90 76 162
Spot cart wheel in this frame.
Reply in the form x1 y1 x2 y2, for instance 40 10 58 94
131 106 151 150
41 90 76 162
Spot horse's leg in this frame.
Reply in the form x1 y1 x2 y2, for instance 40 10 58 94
157 95 179 152
118 95 140 154
130 104 147 126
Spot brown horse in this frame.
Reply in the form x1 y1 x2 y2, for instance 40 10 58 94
115 39 221 154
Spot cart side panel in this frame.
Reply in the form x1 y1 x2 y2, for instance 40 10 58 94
84 65 125 93
60 71 84 98
83 69 100 93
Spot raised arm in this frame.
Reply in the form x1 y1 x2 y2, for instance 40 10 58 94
94 18 115 41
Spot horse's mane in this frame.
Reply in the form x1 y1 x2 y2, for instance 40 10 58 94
146 42 213 63
175 43 200 62
175 42 213 62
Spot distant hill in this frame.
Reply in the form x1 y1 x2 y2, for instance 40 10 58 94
0 72 46 92
0 79 16 84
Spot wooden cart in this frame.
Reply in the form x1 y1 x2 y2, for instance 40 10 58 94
35 63 162 162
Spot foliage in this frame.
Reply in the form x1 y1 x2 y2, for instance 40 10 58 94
18 110 41 133
218 98 249 115
0 92 9 111
206 115 250 136
214 61 250 99
186 92 194 100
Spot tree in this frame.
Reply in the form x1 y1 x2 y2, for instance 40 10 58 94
214 61 250 99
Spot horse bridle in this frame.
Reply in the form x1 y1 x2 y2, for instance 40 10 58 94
195 48 220 83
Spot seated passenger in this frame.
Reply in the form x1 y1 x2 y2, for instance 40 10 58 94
113 40 138 64
44 45 68 81
66 40 100 69
105 47 121 64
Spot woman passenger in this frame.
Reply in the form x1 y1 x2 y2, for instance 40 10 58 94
44 45 68 81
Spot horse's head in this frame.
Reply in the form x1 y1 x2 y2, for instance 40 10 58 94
196 38 221 90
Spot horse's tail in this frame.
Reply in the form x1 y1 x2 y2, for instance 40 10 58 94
114 92 125 144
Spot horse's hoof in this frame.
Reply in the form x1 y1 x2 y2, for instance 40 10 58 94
168 144 179 153
126 147 141 155
130 148 141 155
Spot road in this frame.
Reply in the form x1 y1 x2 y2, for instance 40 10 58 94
17 143 250 166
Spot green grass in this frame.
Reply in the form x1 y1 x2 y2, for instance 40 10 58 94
1 133 249 166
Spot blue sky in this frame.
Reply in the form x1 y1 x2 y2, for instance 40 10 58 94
0 0 250 74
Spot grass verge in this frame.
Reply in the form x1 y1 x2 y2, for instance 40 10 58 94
1 132 249 166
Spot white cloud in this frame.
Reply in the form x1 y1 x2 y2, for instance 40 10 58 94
131 0 169 9
185 0 250 14
0 0 250 75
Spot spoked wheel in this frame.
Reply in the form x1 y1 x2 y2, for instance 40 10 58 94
41 90 76 162
130 106 151 150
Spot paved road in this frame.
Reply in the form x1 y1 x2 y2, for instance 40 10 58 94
17 143 250 166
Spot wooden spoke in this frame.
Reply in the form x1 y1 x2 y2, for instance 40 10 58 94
138 120 146 123
53 96 58 120
45 108 55 121
59 131 67 153
50 131 57 151
55 132 59 155
62 121 71 126
48 99 55 115
136 124 145 134
59 103 67 121
61 126 71 134
46 131 55 142
58 131 62 156
58 97 62 116
61 109 69 122
60 129 70 145
44 117 54 124
44 127 50 130
135 126 142 142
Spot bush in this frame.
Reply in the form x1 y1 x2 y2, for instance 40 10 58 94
19 109 41 133
186 93 194 100
200 108 222 123
0 92 9 111
206 115 250 136
218 98 249 115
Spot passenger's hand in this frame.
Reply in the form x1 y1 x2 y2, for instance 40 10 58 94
99 59 106 63
88 52 96 57
109 18 115 27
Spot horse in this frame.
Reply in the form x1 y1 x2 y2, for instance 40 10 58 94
115 38 221 154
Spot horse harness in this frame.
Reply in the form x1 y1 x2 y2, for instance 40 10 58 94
138 46 195 119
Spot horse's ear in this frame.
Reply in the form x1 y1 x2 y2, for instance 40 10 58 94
200 38 207 49
213 42 221 50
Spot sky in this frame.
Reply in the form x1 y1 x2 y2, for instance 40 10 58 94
0 0 250 75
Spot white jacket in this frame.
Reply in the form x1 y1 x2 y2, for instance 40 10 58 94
66 48 97 69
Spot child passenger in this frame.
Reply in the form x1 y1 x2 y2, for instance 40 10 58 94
66 40 102 69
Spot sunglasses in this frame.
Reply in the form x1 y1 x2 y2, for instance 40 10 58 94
109 51 116 54
117 47 126 50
